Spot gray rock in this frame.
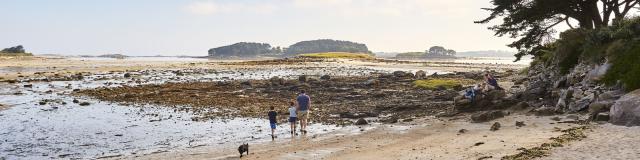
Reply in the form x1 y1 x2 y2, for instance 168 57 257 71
568 98 591 112
298 75 308 82
595 113 610 122
320 75 331 80
355 118 368 125
610 89 640 126
363 79 379 86
534 106 558 116
515 121 526 127
415 70 427 79
471 110 505 123
490 122 501 131
553 76 567 89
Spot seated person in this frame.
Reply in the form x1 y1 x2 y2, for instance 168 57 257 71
484 73 503 90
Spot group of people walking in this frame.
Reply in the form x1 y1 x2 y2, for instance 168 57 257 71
267 90 311 140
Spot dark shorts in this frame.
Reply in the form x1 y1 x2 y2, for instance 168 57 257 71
289 117 297 123
270 123 276 129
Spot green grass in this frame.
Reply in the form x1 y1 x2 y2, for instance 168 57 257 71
413 78 474 90
298 52 375 59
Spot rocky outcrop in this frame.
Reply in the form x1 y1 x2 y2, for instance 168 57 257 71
609 89 640 126
455 90 515 112
470 110 506 123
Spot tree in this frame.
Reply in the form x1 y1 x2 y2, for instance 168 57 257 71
476 0 639 61
285 39 371 55
1 45 26 53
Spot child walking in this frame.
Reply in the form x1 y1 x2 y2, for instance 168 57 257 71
288 102 298 135
268 106 277 141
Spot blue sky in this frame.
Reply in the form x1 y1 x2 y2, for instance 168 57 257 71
1 0 517 56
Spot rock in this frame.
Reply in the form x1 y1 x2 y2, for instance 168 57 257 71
23 84 33 88
610 89 640 126
72 99 80 103
490 122 501 131
393 71 411 78
534 106 558 116
381 117 398 124
298 75 308 82
515 121 526 127
355 118 368 125
512 102 530 110
565 114 580 120
269 76 284 85
567 98 592 113
458 129 468 134
39 101 47 105
124 73 131 78
79 102 91 106
484 90 506 101
320 75 331 80
551 117 561 121
588 101 612 114
415 70 427 79
402 118 413 122
471 110 505 123
599 90 623 101
363 79 379 86
553 76 567 89
595 113 610 122
555 88 574 110
474 142 485 146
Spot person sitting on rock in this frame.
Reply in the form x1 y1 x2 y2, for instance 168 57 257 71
484 73 503 91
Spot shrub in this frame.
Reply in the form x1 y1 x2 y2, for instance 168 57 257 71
603 40 640 91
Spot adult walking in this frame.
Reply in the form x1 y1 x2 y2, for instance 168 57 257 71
296 90 311 134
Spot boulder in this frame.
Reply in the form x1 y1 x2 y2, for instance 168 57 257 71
393 71 413 78
363 79 379 86
515 121 526 127
298 75 308 82
595 113 610 122
320 75 331 80
567 97 592 113
415 70 427 79
471 110 505 123
588 101 613 115
269 76 284 85
490 122 501 131
355 118 368 125
124 73 132 78
610 89 640 126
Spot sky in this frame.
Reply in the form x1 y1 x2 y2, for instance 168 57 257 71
1 0 518 56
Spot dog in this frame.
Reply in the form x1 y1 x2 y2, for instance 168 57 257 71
238 143 249 158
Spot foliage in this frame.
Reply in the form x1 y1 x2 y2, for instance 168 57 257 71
208 42 281 58
413 78 473 90
0 45 32 56
1 45 26 53
603 41 640 91
298 52 374 59
426 46 456 57
477 0 639 61
285 39 370 56
554 29 588 73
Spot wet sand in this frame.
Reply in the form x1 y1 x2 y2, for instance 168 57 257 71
136 114 584 160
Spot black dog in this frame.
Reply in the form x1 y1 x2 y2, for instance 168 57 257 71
238 143 249 158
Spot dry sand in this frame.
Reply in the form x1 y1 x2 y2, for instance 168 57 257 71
133 114 582 160
543 124 640 160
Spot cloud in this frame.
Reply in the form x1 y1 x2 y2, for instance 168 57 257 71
291 0 479 17
184 1 278 15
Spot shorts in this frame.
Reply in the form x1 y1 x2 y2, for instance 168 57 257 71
270 123 276 129
298 110 309 121
289 117 297 123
